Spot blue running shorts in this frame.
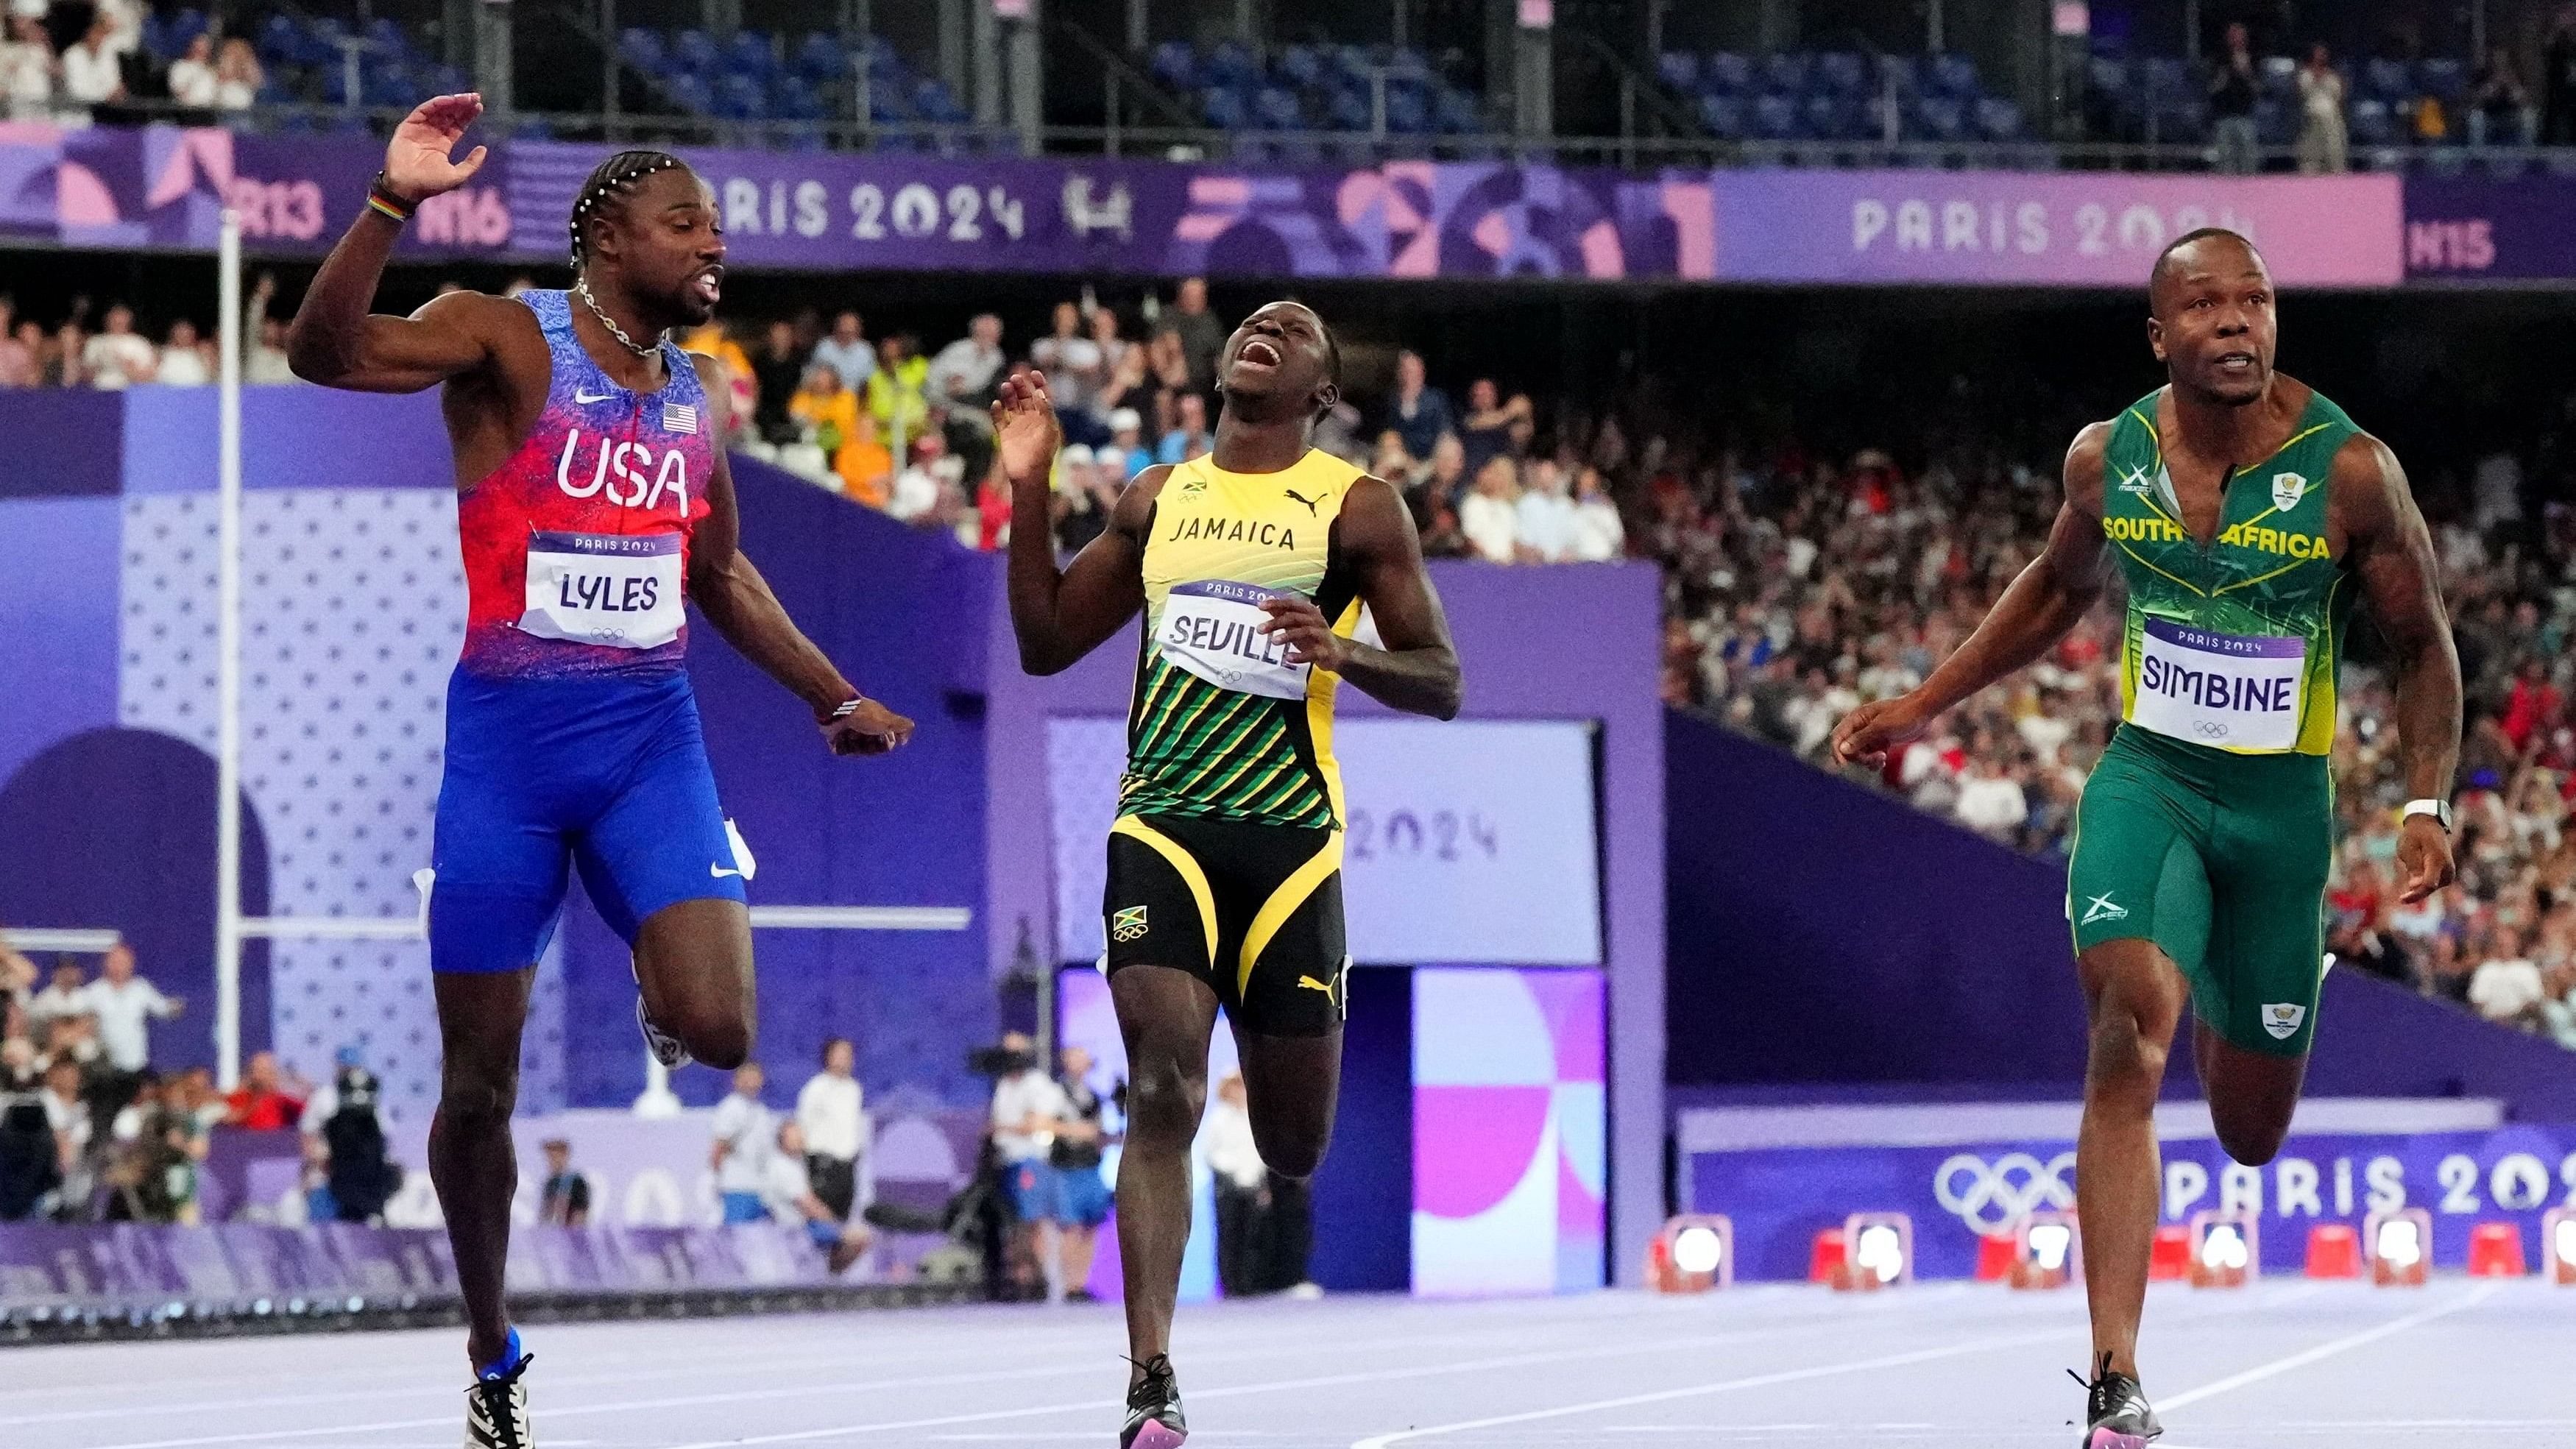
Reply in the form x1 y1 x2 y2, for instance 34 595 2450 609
428 668 746 974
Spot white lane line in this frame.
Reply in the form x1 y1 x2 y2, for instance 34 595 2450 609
648 1305 1954 1449
2157 1282 2502 1414
1343 1322 2077 1449
79 1304 1899 1449
1341 1278 2327 1449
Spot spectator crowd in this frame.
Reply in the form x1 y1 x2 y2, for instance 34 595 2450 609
1 0 265 124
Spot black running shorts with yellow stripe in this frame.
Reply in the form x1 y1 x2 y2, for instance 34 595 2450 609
1104 813 1349 1037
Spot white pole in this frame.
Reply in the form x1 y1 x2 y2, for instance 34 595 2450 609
215 209 244 1092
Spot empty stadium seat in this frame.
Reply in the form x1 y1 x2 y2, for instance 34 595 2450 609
672 29 721 78
2363 57 2411 102
1974 96 2023 142
1910 96 1965 143
1698 92 1746 140
1278 44 1324 88
1752 92 1800 141
726 30 776 81
1762 52 1810 95
1150 40 1197 91
620 26 667 75
1254 85 1303 130
2419 57 2467 104
1199 85 1249 130
1433 87 1482 134
1657 52 1699 93
795 32 843 82
1929 53 1980 99
2350 97 2396 146
1704 52 1754 95
1812 52 1865 97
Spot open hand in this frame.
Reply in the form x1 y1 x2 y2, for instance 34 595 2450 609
821 698 916 757
1259 596 1346 673
991 370 1064 486
2394 813 2456 904
1828 695 1931 771
383 93 489 203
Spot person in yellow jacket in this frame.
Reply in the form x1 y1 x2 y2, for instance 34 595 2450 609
679 320 757 429
790 363 895 509
866 334 930 451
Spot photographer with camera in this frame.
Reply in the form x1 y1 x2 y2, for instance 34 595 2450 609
1050 1044 1113 1303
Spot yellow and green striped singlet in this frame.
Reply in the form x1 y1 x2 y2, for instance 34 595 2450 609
1121 449 1364 829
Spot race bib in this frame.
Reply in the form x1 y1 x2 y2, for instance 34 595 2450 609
1156 580 1309 700
519 531 684 650
2129 618 2305 751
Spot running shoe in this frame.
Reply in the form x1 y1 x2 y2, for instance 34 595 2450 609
1120 1353 1187 1449
465 1330 533 1449
2071 1353 2162 1449
631 958 691 1069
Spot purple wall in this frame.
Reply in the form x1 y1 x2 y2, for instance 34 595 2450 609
1666 712 2576 1118
564 458 998 1110
983 561 1667 1283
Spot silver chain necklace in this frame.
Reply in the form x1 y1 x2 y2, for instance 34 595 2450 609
574 278 662 358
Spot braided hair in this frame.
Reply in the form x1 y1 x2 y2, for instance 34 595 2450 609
567 149 690 269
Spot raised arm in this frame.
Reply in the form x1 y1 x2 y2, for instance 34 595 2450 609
685 354 915 756
2337 432 2461 902
1259 475 1463 720
1831 420 2115 768
997 371 1150 674
286 93 500 393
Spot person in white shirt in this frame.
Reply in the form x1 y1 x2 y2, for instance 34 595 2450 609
78 943 182 1077
793 1037 866 1223
166 31 217 108
1565 464 1625 561
1029 301 1105 430
59 15 125 109
763 1120 872 1272
81 303 156 389
154 319 212 386
26 960 93 1038
1953 749 2031 841
212 37 262 110
1512 457 1579 562
1202 1072 1268 1297
0 15 55 121
709 1061 775 1225
93 0 141 54
2469 931 2547 1025
40 1057 90 1195
924 313 1005 412
1457 456 1523 564
988 1031 1069 1299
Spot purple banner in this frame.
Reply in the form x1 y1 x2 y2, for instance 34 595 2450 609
1 121 2415 287
1710 169 2404 287
2401 174 2576 281
1691 1123 2576 1281
0 120 514 258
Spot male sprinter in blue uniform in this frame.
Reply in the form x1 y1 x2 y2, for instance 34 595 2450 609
289 94 912 1448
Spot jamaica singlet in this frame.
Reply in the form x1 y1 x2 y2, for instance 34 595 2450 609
2070 384 2363 1058
2098 386 2359 756
1100 448 1366 1038
1120 448 1365 829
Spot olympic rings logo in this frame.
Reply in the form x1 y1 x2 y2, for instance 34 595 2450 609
2195 720 2230 739
1933 1151 2078 1236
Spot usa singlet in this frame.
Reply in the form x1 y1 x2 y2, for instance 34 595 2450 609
428 289 748 974
1100 449 1364 1036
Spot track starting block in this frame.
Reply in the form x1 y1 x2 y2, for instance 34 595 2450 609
2304 1223 2361 1280
2366 1209 2432 1286
2467 1221 2527 1278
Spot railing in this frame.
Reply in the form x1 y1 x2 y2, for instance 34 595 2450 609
69 96 2576 175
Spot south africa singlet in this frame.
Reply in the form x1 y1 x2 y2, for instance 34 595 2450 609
2070 386 2363 1056
1100 449 1366 1037
427 291 746 974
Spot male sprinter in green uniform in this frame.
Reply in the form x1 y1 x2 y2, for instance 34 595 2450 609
999 302 1462 1448
1832 229 2459 1448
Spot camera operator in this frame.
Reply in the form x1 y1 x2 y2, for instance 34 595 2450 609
986 1031 1068 1301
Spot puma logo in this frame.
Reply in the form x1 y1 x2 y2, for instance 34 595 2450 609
1283 487 1322 516
1296 974 1335 994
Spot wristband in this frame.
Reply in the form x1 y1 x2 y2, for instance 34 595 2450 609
366 172 415 225
829 697 870 720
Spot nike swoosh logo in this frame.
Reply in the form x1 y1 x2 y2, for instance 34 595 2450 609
575 389 615 404
710 864 744 879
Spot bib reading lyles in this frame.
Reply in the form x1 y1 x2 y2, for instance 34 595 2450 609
519 530 685 650
1157 579 1310 700
2128 617 2306 751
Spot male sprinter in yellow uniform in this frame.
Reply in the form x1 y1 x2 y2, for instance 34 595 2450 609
1833 230 2459 1448
1000 302 1461 1448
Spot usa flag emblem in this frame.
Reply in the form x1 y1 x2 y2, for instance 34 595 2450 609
662 402 700 435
